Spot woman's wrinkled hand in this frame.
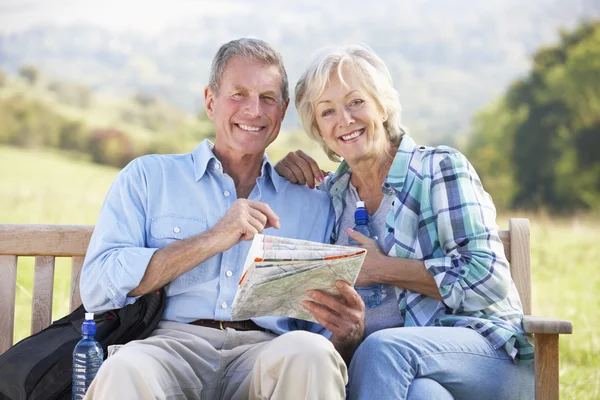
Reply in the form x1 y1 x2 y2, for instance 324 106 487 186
347 227 387 286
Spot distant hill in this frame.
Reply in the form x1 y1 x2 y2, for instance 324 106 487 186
1 0 600 146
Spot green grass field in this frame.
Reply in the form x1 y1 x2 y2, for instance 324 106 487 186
1 145 598 399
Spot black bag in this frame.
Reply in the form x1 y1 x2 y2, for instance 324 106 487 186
0 288 165 400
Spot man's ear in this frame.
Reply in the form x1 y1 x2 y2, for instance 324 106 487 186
281 98 290 121
204 87 216 120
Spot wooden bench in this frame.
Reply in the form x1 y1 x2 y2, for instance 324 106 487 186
0 219 573 399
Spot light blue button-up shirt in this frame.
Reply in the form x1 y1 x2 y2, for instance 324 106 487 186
80 140 335 336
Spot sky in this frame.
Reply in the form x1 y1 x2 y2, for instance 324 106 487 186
0 0 249 35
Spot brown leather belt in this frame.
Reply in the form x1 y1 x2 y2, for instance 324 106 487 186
189 319 266 332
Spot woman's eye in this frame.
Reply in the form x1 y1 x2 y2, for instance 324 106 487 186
350 99 364 107
321 109 334 117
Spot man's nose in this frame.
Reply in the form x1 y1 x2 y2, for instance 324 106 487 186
244 96 261 118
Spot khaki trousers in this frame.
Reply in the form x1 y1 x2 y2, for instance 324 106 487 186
84 321 347 400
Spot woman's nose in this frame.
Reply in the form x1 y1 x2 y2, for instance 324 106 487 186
338 107 355 128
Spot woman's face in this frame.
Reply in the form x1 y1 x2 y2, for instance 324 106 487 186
313 67 389 164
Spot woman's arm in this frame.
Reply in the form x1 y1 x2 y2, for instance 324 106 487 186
424 152 511 313
346 228 442 301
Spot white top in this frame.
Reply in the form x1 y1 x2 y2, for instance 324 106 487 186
356 201 365 208
85 312 94 320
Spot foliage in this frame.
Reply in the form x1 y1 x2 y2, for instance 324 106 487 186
0 73 215 167
47 81 91 108
466 99 524 210
18 65 40 85
467 21 600 212
89 128 133 168
0 95 66 148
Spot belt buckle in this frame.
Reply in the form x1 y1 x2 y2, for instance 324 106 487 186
219 321 224 330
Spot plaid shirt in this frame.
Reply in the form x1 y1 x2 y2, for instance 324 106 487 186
324 136 534 364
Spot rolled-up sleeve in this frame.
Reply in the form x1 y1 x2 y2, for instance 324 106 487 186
424 152 511 313
80 158 158 312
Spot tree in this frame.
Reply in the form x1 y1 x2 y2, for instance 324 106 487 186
60 120 88 152
89 128 133 167
470 20 600 212
19 65 41 85
134 92 156 107
466 98 523 210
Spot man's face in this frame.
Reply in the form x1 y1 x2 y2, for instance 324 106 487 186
205 56 289 157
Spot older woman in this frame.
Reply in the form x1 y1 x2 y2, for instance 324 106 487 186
275 45 534 399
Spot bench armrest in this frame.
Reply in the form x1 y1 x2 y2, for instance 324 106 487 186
523 315 573 334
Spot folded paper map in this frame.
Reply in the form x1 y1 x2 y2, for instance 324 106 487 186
230 235 367 322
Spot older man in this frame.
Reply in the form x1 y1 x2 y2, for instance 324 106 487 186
80 38 355 399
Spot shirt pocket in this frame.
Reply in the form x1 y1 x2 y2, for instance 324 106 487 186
149 214 208 245
149 214 212 288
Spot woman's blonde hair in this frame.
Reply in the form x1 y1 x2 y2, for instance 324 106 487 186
295 44 406 161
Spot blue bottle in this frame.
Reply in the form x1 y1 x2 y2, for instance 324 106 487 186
348 201 383 308
72 313 104 399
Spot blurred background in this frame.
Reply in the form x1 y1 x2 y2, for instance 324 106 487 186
0 0 599 397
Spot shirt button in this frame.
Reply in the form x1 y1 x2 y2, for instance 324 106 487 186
223 190 230 197
173 226 181 234
221 302 228 309
226 270 233 277
214 163 221 170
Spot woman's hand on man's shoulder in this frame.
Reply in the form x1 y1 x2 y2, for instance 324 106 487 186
274 149 326 189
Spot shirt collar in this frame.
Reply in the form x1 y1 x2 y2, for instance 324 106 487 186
384 135 416 192
262 154 281 193
192 139 218 182
191 139 280 192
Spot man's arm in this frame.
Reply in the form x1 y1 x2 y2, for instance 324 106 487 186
80 159 155 312
129 199 281 296
81 158 280 312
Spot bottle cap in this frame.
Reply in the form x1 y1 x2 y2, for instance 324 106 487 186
85 313 94 321
354 201 369 223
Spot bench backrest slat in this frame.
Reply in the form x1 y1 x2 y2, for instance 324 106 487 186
0 255 17 354
0 225 92 257
508 219 532 315
0 220 532 355
70 256 84 313
31 256 56 335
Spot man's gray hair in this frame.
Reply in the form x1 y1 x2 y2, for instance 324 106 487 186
295 44 406 162
208 38 289 104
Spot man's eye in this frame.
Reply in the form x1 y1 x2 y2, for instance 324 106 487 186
233 93 245 98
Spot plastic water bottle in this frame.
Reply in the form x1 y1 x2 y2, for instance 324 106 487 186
72 313 104 399
348 201 383 308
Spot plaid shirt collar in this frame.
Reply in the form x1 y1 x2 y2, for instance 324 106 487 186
327 135 415 241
